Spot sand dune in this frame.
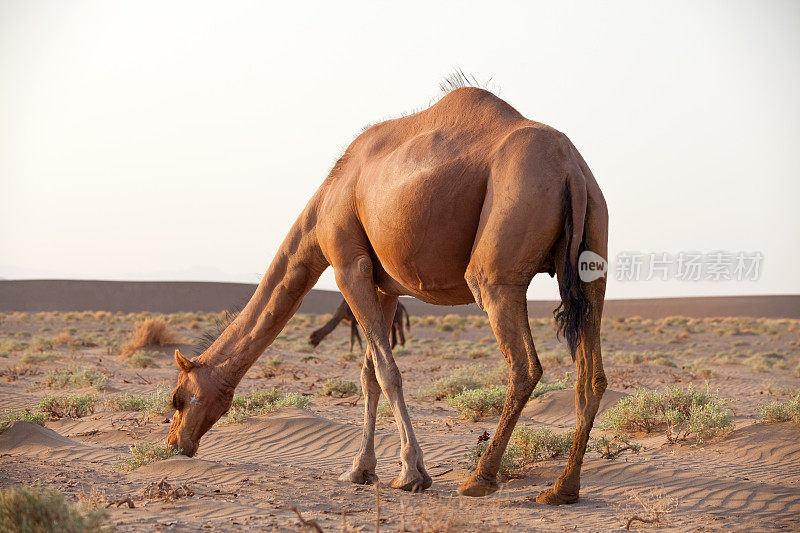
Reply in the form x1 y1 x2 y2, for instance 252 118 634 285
522 389 628 427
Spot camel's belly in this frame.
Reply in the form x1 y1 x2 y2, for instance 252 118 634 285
356 162 487 305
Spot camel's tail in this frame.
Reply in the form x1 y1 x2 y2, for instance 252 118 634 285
553 171 589 359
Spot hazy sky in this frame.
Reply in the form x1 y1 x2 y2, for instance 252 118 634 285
1 1 798 300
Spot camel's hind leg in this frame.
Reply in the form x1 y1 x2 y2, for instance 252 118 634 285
537 195 608 504
457 284 542 496
536 274 606 505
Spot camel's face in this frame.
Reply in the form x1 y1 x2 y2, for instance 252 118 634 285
166 350 233 457
308 331 323 347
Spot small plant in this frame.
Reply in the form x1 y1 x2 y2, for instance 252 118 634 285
419 363 505 400
43 366 108 390
531 375 569 398
601 385 732 444
319 378 358 398
106 387 171 415
377 399 394 419
20 352 61 365
590 435 642 459
221 389 309 424
0 485 108 532
449 385 506 420
617 488 677 530
38 393 97 418
759 394 800 424
121 349 159 368
465 426 574 477
122 318 180 356
118 441 181 470
0 408 46 433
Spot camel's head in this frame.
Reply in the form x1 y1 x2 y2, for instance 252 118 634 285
166 349 233 457
308 330 323 347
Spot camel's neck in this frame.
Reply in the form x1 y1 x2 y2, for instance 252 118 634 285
311 301 350 339
198 201 327 386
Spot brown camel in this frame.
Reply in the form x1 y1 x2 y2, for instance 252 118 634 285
168 83 608 505
309 299 410 352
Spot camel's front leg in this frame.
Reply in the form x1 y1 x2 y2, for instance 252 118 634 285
339 348 379 485
334 257 431 492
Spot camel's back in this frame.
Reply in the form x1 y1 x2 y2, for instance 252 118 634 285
354 88 530 163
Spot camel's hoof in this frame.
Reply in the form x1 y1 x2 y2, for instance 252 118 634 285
457 473 498 497
339 468 378 485
390 471 432 492
535 487 579 505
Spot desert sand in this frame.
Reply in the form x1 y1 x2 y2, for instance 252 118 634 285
0 284 798 531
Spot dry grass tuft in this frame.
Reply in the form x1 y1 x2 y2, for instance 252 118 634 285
617 488 677 529
122 318 181 356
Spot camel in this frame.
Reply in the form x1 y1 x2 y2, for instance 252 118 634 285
167 83 608 505
309 298 410 352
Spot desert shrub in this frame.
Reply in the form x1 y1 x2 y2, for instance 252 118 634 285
319 378 358 398
465 426 574 477
118 441 181 470
449 385 506 420
20 353 61 365
38 393 97 418
589 435 642 459
0 408 46 433
601 385 732 443
744 352 786 372
43 366 108 390
121 349 158 368
377 399 393 419
106 387 171 414
759 394 800 424
0 485 108 532
0 338 28 353
222 389 309 424
531 375 569 398
31 336 53 353
121 318 180 356
423 365 485 400
438 314 466 332
53 331 73 345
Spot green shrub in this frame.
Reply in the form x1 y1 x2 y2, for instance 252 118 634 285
43 366 108 390
600 385 732 443
0 485 108 532
118 441 181 470
106 387 171 414
121 349 159 369
589 435 642 459
465 426 573 477
449 385 507 420
759 394 800 424
377 399 394 419
38 394 97 419
0 408 46 433
222 389 309 424
319 378 358 398
531 375 569 398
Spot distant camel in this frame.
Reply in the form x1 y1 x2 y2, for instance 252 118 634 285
309 299 410 352
168 83 608 505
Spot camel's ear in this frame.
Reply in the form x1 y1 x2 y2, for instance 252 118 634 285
174 349 195 372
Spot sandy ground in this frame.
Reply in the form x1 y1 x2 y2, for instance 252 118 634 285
0 308 799 531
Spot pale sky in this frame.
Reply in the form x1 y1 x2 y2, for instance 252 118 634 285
1 1 798 300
